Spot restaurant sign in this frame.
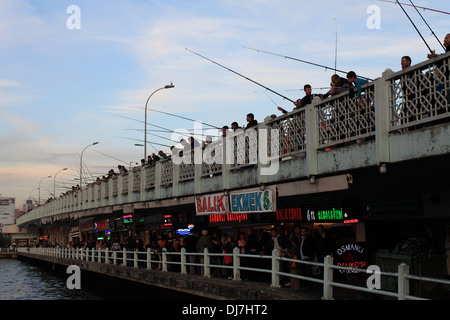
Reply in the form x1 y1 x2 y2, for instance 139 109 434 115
230 187 275 214
195 193 229 215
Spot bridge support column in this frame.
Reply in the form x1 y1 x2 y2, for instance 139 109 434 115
375 69 393 169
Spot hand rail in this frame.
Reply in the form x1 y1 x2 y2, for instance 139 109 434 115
18 246 450 300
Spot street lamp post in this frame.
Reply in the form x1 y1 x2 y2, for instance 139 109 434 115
80 142 99 189
38 175 51 205
144 83 174 160
53 168 68 198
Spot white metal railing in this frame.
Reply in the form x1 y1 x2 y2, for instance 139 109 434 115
18 247 450 300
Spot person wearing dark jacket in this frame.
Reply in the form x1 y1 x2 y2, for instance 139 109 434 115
299 227 314 290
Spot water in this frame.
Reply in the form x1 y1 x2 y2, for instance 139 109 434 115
0 259 101 300
0 258 206 300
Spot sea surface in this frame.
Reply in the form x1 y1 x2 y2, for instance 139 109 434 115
0 258 205 300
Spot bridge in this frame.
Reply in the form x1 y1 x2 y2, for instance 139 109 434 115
15 53 450 300
17 53 450 226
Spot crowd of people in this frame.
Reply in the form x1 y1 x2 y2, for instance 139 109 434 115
38 225 333 292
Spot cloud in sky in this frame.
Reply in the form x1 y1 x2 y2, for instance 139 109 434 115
1 0 449 207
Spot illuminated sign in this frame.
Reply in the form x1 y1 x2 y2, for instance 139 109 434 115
305 208 350 223
95 220 108 232
123 214 133 224
334 242 367 274
230 188 275 214
196 193 228 215
163 214 172 227
209 213 248 223
317 208 343 221
276 208 303 221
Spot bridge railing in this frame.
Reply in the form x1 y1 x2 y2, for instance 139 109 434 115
18 246 450 300
387 52 450 132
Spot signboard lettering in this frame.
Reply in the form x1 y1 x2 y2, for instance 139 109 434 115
196 193 228 215
230 189 274 214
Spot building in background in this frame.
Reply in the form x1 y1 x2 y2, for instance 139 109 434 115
0 197 16 232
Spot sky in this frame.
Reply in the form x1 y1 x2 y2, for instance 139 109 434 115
0 0 448 209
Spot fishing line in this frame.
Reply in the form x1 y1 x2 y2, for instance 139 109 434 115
186 48 296 103
395 0 434 54
243 46 373 81
408 0 446 51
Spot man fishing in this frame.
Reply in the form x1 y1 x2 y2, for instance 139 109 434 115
277 84 318 114
428 33 450 58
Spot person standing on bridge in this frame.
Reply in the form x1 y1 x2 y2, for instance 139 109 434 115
197 230 211 276
299 227 314 290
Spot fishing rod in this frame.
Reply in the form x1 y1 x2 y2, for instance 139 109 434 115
94 150 139 167
376 0 450 15
116 136 172 148
334 18 338 74
395 0 434 55
408 0 446 51
286 87 333 92
148 108 221 129
185 48 296 103
116 114 209 139
243 46 373 82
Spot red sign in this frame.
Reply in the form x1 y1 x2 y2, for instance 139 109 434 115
276 208 303 221
95 220 108 232
196 193 228 215
209 213 248 223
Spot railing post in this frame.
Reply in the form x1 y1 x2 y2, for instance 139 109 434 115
162 248 168 272
105 248 109 264
271 249 280 288
134 251 138 268
233 247 241 281
146 248 151 270
203 247 210 278
180 247 187 274
113 250 117 265
305 100 319 179
122 248 127 266
398 263 410 300
322 255 334 300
